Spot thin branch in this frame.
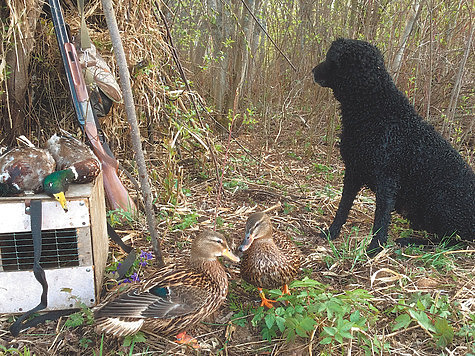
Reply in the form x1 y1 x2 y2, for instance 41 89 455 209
153 3 220 182
444 24 474 139
390 0 422 82
239 0 296 71
101 0 164 267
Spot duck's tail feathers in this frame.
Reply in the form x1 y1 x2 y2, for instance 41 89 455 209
95 317 144 337
16 135 35 148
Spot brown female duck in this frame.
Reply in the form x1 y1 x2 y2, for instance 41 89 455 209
239 212 302 308
94 230 240 345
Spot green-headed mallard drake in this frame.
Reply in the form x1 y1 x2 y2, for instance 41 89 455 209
0 146 56 196
239 212 302 308
94 229 240 345
43 133 101 211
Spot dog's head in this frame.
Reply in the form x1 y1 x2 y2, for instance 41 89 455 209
312 38 391 100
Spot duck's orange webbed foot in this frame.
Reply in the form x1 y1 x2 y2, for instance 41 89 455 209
176 331 200 349
258 288 276 308
281 284 291 296
279 284 291 305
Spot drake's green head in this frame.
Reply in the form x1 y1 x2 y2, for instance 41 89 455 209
43 169 76 212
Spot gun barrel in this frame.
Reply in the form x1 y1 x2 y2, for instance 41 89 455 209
48 0 137 216
65 43 88 102
48 0 84 126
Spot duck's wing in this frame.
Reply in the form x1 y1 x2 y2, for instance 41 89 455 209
0 147 55 193
47 134 99 170
274 231 303 262
95 269 212 320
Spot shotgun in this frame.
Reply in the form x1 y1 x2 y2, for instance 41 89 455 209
48 0 137 215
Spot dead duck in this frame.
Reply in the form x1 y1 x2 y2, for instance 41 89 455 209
239 212 302 308
0 142 56 196
44 133 101 211
94 230 240 346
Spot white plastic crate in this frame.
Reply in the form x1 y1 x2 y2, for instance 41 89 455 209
0 172 108 313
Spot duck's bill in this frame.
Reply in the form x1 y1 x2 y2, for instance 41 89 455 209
238 234 254 252
222 248 240 262
54 192 68 212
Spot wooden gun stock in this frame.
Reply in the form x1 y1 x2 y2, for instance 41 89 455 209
64 43 137 215
85 121 137 214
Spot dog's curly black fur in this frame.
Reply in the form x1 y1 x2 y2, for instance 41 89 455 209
312 38 474 254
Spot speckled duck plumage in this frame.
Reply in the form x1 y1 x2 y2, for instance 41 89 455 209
46 133 101 184
94 230 240 337
0 146 56 194
239 212 302 290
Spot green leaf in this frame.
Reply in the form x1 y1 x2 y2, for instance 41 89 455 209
335 333 344 344
122 332 146 348
434 318 454 348
320 337 333 345
408 309 436 333
64 312 84 328
276 316 286 332
123 335 133 347
285 317 298 329
264 313 275 329
416 299 426 311
251 308 265 326
295 324 309 338
339 330 354 339
275 306 285 316
323 326 337 336
285 328 297 342
291 277 323 289
262 327 274 341
325 300 344 318
349 310 361 323
338 319 353 332
300 317 317 331
132 332 146 343
392 314 412 331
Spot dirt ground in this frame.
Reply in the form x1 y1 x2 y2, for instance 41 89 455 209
0 119 474 356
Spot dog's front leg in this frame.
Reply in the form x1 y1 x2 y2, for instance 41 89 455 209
367 177 398 255
321 170 362 240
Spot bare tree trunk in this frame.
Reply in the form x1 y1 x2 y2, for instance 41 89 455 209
247 0 264 97
442 25 474 141
101 0 164 267
2 0 41 144
226 0 257 122
390 0 422 82
207 0 232 123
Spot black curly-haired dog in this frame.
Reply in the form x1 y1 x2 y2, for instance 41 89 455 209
312 38 474 254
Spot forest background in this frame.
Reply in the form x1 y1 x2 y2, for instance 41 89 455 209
0 0 474 355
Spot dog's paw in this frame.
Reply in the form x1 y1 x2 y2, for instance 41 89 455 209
366 239 383 257
320 228 338 241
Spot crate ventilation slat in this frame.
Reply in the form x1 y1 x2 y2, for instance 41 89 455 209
0 228 80 271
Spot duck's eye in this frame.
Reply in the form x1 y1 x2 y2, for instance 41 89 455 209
215 238 223 244
48 182 53 187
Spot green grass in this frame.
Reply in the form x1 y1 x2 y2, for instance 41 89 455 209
392 238 467 272
322 227 372 271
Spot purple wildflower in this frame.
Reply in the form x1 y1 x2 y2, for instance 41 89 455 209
112 262 122 274
119 278 131 285
139 250 153 267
